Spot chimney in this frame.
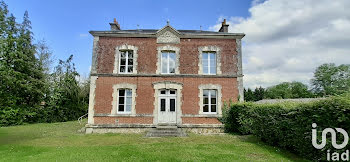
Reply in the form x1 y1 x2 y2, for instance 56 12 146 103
219 19 229 33
110 18 121 30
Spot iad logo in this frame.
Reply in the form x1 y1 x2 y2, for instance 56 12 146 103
312 123 349 161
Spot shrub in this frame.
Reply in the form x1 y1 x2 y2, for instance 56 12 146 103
221 94 350 160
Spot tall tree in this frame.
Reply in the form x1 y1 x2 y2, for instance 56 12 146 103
0 3 45 125
46 55 87 122
16 11 45 107
311 63 350 96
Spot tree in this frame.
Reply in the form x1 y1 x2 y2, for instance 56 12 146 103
254 86 265 101
290 82 313 98
244 88 255 101
311 63 350 96
265 82 313 99
36 39 54 75
45 55 88 122
0 2 45 125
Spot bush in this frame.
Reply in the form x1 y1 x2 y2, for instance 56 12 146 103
221 94 350 160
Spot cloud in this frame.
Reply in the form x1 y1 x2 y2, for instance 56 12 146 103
209 0 350 88
79 33 89 37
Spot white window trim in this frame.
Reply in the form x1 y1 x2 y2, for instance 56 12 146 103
160 51 176 74
202 52 217 75
156 45 180 74
111 83 137 115
202 90 217 114
118 51 134 74
113 44 138 74
198 46 222 75
116 89 132 114
198 84 222 115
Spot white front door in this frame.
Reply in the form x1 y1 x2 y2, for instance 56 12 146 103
158 89 177 125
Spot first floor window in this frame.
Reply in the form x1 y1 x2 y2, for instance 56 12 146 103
202 52 216 74
203 90 217 113
119 50 133 73
118 89 132 113
161 51 176 74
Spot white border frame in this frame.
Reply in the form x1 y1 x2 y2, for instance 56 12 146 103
198 46 222 75
113 44 138 74
111 83 137 115
198 84 222 115
156 45 180 74
202 90 218 114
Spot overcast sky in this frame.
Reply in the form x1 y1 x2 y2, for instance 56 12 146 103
210 0 350 88
5 0 350 88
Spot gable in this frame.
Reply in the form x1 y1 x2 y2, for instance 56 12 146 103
156 25 180 44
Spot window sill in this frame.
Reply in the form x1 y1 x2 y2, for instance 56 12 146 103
118 73 135 74
160 73 176 75
95 113 153 117
116 112 132 114
182 114 222 118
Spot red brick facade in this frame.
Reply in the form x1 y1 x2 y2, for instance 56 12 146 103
97 37 237 75
87 24 244 128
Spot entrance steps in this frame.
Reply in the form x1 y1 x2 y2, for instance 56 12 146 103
145 126 187 137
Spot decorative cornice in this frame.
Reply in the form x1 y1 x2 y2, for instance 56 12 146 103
89 31 245 39
90 73 243 78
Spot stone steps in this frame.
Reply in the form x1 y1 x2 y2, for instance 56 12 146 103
145 126 187 137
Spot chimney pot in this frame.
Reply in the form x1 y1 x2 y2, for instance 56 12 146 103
110 18 121 30
219 19 229 33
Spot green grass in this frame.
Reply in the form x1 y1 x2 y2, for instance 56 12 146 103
0 120 307 162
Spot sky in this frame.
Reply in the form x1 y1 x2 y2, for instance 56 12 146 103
5 0 350 88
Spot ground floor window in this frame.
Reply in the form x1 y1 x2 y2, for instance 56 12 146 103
198 84 222 115
118 89 132 113
203 90 217 113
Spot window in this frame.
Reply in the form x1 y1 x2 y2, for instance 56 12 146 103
202 52 216 74
118 89 132 113
119 51 133 73
203 90 217 113
111 83 136 115
161 51 176 74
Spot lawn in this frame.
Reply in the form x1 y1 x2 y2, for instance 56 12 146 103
0 120 306 161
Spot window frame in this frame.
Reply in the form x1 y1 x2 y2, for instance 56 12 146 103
198 46 222 75
198 84 222 116
202 52 217 75
202 89 217 114
111 83 137 115
118 50 133 74
156 45 180 75
161 51 176 74
113 44 138 74
117 89 132 114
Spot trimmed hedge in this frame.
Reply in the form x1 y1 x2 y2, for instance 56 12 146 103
221 94 350 160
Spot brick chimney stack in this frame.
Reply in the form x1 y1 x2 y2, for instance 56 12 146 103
110 18 121 30
219 19 229 33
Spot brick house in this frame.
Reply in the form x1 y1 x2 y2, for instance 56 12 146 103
85 19 244 134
